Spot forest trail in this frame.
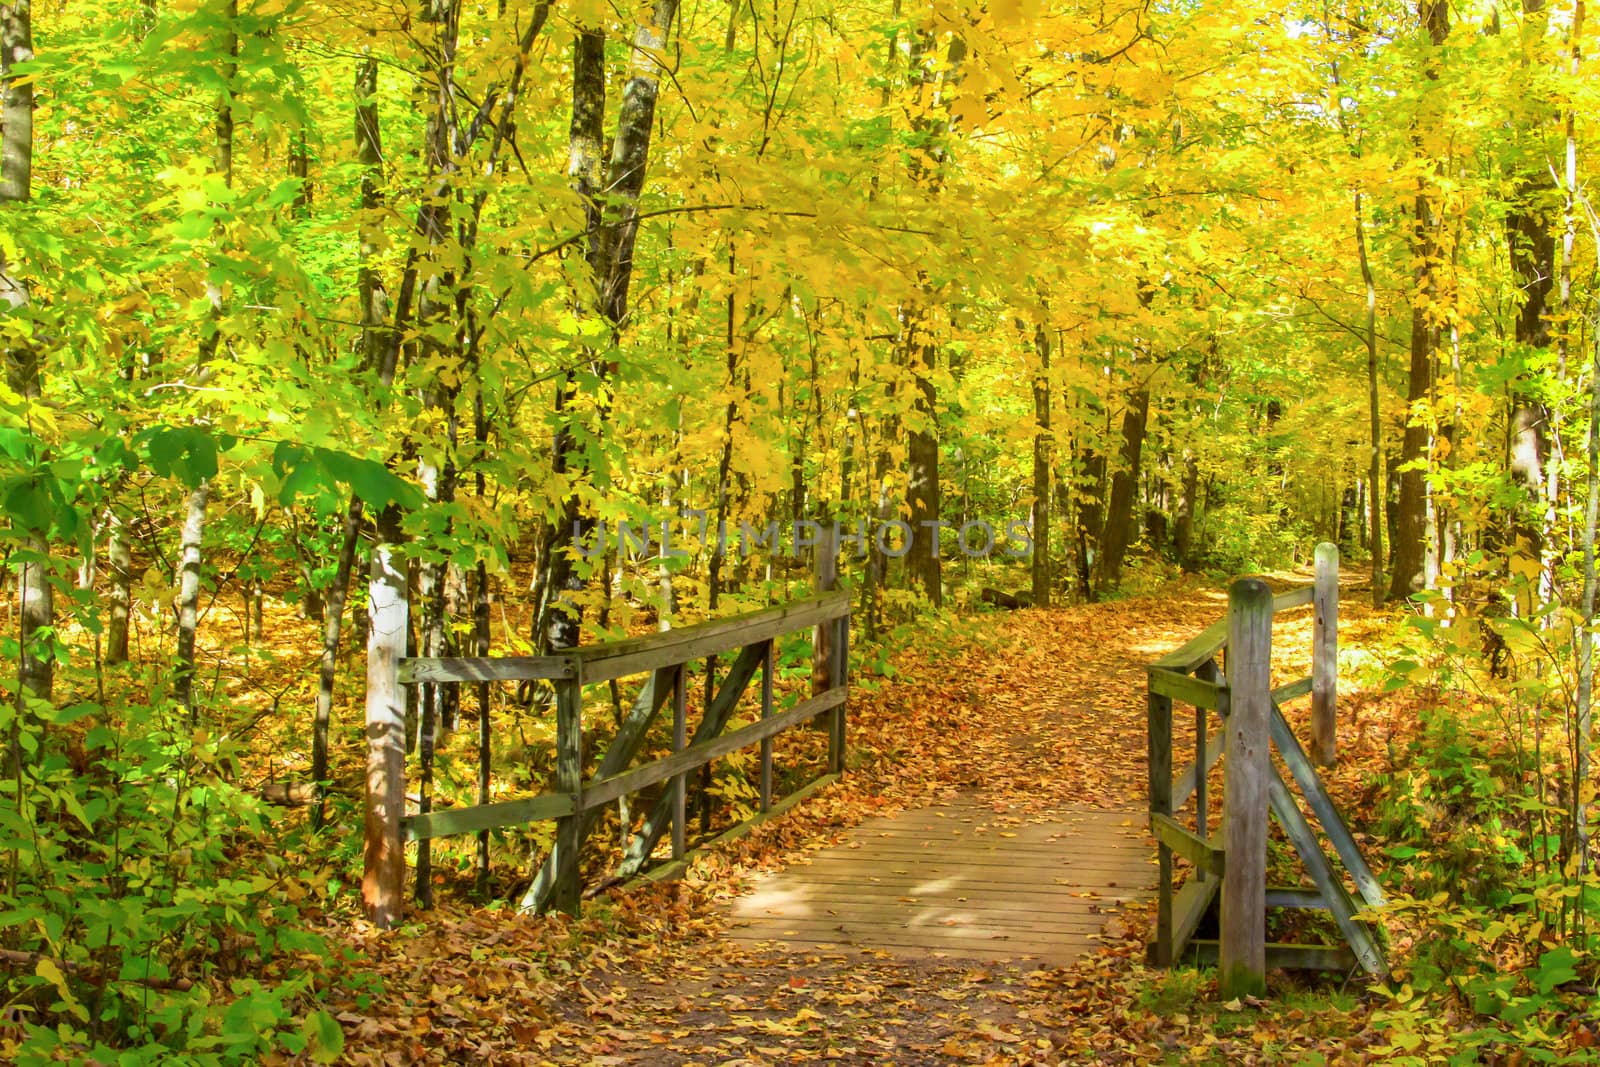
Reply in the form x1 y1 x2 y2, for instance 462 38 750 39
335 574 1393 1065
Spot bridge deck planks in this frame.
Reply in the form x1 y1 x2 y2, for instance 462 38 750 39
725 798 1155 966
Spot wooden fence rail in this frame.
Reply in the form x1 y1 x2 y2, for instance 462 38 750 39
1146 544 1385 995
362 589 851 924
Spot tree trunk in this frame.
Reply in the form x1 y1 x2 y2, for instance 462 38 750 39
1031 323 1051 606
906 322 941 609
312 499 363 828
1387 0 1448 602
1355 191 1385 607
866 423 895 637
311 48 388 829
1501 0 1558 606
410 0 467 908
3 0 48 705
898 27 962 612
290 127 310 218
1564 0 1589 873
1092 387 1150 597
362 505 408 928
1074 439 1105 600
106 511 132 664
1175 451 1199 568
539 25 606 654
541 1 677 651
173 482 209 718
173 0 236 721
0 1 31 205
708 247 739 609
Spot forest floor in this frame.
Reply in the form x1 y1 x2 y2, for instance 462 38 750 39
315 571 1413 1066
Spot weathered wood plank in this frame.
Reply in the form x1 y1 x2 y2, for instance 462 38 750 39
579 688 846 814
670 661 687 861
1148 668 1222 709
630 772 840 887
1312 542 1339 766
1269 699 1386 909
861 810 1145 835
1150 617 1229 674
616 642 769 879
1268 770 1385 976
1272 587 1314 612
734 900 1115 932
788 844 1154 872
718 939 1087 965
1196 658 1222 852
785 871 1149 899
581 591 849 685
726 922 1106 953
829 613 849 775
1186 939 1357 973
785 843 1154 871
1267 887 1330 910
398 654 576 685
397 592 848 688
1221 578 1273 998
521 666 676 912
1148 687 1175 966
1173 737 1225 809
759 639 774 812
548 665 585 916
1170 872 1221 959
1150 813 1223 877
1271 676 1313 704
736 893 1125 927
813 527 838 700
725 801 1150 967
404 790 574 842
811 838 1147 861
727 924 1099 957
836 826 1144 846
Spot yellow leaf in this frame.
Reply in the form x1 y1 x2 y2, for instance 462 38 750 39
36 958 86 1022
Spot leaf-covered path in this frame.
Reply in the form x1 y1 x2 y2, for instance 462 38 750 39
332 579 1395 1065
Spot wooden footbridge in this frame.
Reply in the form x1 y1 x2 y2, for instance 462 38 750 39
360 544 1383 990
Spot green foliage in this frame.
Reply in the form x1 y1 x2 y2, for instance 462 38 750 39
1372 704 1530 908
1371 662 1600 1061
0 684 351 1063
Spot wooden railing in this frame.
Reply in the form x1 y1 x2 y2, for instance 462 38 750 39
1146 544 1386 994
366 590 851 917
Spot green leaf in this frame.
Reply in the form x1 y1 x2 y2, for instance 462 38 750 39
139 426 220 487
303 1009 344 1064
1533 946 1578 994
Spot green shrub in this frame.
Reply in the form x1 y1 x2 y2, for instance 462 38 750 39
0 680 347 1064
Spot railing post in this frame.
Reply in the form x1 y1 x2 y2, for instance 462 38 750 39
1222 578 1272 998
1147 685 1173 965
813 525 839 696
362 535 408 929
551 660 584 916
1312 542 1339 767
814 526 848 775
671 662 688 859
759 639 774 811
830 610 849 775
1196 658 1221 878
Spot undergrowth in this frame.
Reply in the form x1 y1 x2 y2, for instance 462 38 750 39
0 673 357 1065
